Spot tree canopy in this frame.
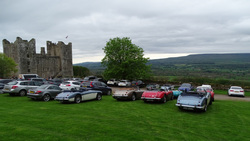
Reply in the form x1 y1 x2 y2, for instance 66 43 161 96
0 53 17 78
73 66 90 78
101 37 151 80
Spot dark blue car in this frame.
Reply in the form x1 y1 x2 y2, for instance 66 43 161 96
81 81 112 95
178 83 194 92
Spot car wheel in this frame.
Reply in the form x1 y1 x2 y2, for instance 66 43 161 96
43 94 51 102
171 93 174 100
96 93 102 100
131 94 136 101
75 95 81 104
107 90 111 95
162 95 167 103
209 99 212 105
203 102 207 112
19 90 26 96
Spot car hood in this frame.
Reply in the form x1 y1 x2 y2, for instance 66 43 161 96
177 95 203 105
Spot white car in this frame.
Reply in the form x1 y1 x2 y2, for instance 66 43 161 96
118 80 131 87
59 81 81 90
228 86 244 97
107 79 119 86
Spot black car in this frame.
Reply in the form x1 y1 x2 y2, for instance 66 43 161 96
131 80 145 88
81 81 112 95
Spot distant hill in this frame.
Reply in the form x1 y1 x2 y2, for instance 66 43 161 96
75 53 250 69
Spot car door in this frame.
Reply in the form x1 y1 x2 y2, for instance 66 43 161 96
48 86 61 98
99 82 108 94
28 81 38 90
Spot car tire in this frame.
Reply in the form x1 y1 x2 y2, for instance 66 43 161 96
96 93 102 100
107 90 111 95
43 94 51 102
203 102 207 112
209 99 212 105
171 93 174 100
75 95 81 104
19 90 26 96
162 95 167 103
131 94 136 101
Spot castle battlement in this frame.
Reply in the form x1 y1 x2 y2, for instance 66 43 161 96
2 37 73 78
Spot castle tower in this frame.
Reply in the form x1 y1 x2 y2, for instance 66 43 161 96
2 37 73 78
3 37 36 75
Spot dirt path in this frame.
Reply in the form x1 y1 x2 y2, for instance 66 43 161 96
111 87 250 102
215 94 250 102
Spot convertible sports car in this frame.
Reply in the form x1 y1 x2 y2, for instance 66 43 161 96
55 89 102 103
197 86 215 101
176 89 212 112
112 87 144 101
141 87 174 103
173 90 182 98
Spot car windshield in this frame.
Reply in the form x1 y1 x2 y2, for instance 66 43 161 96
181 84 191 87
8 81 17 85
231 87 242 89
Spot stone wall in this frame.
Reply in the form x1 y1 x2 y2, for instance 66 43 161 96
2 37 73 79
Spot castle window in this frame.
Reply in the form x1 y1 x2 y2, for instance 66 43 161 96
27 61 30 65
27 54 30 58
28 69 30 72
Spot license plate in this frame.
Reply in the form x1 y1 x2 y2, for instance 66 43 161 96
5 88 9 91
82 86 87 88
30 91 34 94
235 91 239 93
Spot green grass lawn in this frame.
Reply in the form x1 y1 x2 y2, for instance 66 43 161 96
0 93 250 141
214 89 250 96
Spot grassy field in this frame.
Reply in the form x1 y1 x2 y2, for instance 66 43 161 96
0 93 250 141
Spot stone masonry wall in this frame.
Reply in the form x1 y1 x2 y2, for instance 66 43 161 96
2 37 73 79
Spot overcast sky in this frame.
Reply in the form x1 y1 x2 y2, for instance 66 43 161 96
1 0 250 64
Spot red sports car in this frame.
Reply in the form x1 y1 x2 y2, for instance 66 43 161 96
141 87 174 103
197 86 215 101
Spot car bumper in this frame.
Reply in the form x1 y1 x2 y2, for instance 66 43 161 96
2 89 19 94
228 92 244 96
176 103 205 110
141 97 161 101
112 95 130 99
55 97 75 102
27 93 43 99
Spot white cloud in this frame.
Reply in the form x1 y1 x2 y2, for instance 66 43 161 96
1 0 250 64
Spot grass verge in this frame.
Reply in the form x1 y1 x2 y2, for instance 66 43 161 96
0 93 250 141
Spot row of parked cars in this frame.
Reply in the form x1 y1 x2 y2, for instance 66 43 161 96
0 76 246 112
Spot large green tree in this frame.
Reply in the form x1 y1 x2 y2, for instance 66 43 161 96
0 53 17 78
73 66 90 78
102 37 151 80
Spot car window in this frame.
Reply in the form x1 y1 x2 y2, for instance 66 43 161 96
28 81 36 86
101 82 107 87
72 82 80 85
20 82 29 85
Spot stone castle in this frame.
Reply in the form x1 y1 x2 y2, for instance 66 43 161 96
2 37 73 78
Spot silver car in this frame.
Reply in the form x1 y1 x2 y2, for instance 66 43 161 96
3 80 42 96
27 84 62 101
